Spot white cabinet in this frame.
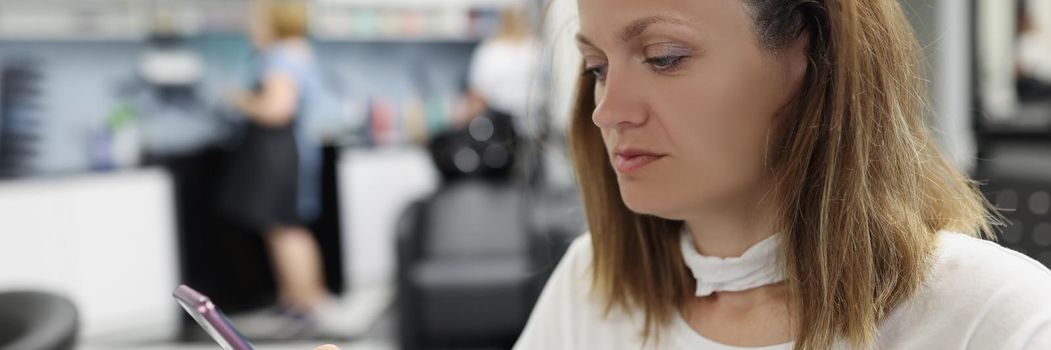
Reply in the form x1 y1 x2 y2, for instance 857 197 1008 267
0 169 178 341
338 147 438 288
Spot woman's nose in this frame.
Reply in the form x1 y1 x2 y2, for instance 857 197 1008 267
591 68 648 129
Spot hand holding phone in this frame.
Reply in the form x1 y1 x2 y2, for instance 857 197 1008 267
173 284 255 350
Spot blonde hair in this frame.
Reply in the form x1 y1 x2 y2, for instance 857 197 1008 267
263 0 309 39
567 1 997 349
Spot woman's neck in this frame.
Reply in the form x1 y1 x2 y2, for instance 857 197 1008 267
684 190 779 258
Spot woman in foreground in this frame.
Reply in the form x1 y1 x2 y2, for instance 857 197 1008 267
319 0 1051 348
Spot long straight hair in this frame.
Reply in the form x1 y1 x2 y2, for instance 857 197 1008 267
566 1 996 349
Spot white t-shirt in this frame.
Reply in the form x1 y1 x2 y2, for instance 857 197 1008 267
514 231 1051 349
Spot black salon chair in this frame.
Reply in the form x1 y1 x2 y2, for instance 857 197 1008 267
395 178 588 348
0 291 79 350
397 104 586 349
396 180 536 350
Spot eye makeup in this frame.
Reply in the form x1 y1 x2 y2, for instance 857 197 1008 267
582 56 610 82
642 43 693 72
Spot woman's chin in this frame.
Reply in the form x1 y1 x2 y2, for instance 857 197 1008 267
620 189 674 218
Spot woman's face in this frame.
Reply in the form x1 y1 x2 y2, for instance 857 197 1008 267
576 0 807 220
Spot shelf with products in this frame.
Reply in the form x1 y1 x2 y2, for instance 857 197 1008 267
309 2 505 42
147 0 249 37
291 90 467 150
0 0 512 42
0 0 151 41
315 0 513 9
0 0 245 41
348 94 464 148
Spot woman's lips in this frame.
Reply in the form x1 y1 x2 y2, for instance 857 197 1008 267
613 151 666 174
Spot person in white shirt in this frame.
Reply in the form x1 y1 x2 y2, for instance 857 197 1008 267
316 0 1051 349
457 4 540 137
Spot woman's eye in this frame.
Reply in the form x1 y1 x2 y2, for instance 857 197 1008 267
645 55 687 71
583 64 609 81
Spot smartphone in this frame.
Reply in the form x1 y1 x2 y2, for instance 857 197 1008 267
173 284 256 350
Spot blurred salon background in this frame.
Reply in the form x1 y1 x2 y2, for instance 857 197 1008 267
0 0 1048 349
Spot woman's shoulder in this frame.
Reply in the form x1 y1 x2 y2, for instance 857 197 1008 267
542 233 596 296
563 233 594 270
514 233 650 350
926 231 1051 307
932 231 1051 287
874 231 1051 348
879 231 1051 347
262 42 317 75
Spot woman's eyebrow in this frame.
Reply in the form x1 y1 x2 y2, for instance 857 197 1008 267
575 33 598 48
620 15 690 42
576 15 692 47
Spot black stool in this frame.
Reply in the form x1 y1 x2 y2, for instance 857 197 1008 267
0 291 78 350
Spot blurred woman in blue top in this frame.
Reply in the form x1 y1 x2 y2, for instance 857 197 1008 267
223 0 338 338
